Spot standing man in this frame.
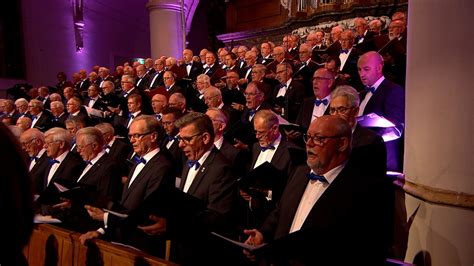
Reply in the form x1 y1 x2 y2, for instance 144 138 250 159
243 116 393 265
20 128 49 194
357 51 405 171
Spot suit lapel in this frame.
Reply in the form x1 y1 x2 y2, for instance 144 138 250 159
280 169 310 232
186 151 215 195
78 154 107 184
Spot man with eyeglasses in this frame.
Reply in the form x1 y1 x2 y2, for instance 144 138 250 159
42 127 85 192
295 68 335 132
243 110 291 227
338 30 363 90
292 43 320 96
257 42 274 65
222 69 246 109
266 46 295 78
238 50 257 86
243 115 393 265
160 107 186 177
28 99 53 132
80 115 175 256
329 85 386 176
273 62 306 123
20 128 49 194
164 111 236 264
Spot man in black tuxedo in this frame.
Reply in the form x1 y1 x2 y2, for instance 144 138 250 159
160 107 186 178
79 115 175 256
180 49 203 82
243 116 393 265
273 62 306 123
50 101 68 128
257 42 274 65
353 17 377 53
135 65 150 91
76 69 91 95
329 85 386 176
221 70 246 108
357 51 405 171
338 30 363 90
42 127 85 192
292 43 320 96
95 122 131 166
147 59 166 90
307 30 327 64
97 67 114 88
224 52 241 72
75 127 123 202
243 110 292 227
28 99 52 132
203 51 226 85
204 86 241 126
20 128 50 194
66 97 90 126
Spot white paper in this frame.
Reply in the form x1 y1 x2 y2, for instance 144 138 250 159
103 208 129 219
211 232 266 251
34 214 62 224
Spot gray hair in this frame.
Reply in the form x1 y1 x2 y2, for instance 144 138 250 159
330 85 360 108
44 127 73 148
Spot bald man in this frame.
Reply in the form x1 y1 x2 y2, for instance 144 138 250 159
357 51 405 171
243 115 393 265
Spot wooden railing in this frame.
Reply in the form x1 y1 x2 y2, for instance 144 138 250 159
24 224 176 266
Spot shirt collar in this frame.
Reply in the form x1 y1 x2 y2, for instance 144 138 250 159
370 76 385 92
285 78 292 87
89 150 106 165
310 162 346 184
141 147 160 164
54 150 69 162
196 147 213 167
214 137 224 150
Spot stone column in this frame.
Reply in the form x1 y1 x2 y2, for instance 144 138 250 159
404 0 474 265
147 0 185 58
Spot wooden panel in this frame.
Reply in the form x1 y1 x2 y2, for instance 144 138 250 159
24 224 176 266
226 0 287 32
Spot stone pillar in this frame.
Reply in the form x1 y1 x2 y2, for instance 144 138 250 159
404 0 474 265
147 0 185 58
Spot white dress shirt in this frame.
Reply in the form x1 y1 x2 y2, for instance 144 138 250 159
311 95 331 122
128 148 160 188
46 151 69 186
77 150 106 182
29 149 46 171
339 47 353 71
253 134 282 169
358 76 385 116
183 148 212 193
289 164 345 233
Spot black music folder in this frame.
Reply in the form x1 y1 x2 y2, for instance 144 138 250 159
238 162 284 198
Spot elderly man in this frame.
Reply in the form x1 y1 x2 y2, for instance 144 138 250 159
100 81 120 118
151 93 167 121
95 122 131 166
338 29 362 90
148 59 166 89
15 98 29 117
181 49 203 82
266 46 295 76
20 128 49 193
135 64 150 91
329 85 386 176
76 69 91 94
353 17 376 52
42 127 85 191
295 68 335 131
257 42 274 65
16 116 32 131
243 116 393 265
203 86 238 124
168 92 187 113
66 97 89 125
0 99 20 124
50 101 68 128
369 19 382 36
239 50 258 86
75 127 122 202
80 115 175 255
272 62 306 123
160 107 186 177
98 67 113 88
357 51 405 171
294 43 320 94
28 99 52 132
203 52 226 85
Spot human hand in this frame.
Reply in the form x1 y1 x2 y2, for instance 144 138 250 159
84 205 105 221
79 231 100 245
137 215 167 236
52 199 71 210
242 229 264 261
233 139 248 150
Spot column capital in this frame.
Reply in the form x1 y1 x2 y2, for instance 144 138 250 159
146 0 185 13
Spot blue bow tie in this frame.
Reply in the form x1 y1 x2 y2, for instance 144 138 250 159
155 114 162 120
49 159 60 165
53 116 59 122
340 49 349 54
167 135 177 142
128 113 135 119
306 172 328 183
84 160 93 165
31 115 37 120
314 99 329 106
365 86 376 93
30 156 39 162
123 92 129 97
132 155 146 164
260 145 276 152
185 63 192 66
301 62 306 67
165 86 171 91
187 160 201 170
279 84 287 89
248 109 257 116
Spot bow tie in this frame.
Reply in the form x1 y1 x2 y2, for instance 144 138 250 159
260 145 275 152
314 99 329 106
132 155 146 164
340 49 349 54
365 86 376 93
53 116 59 122
89 97 95 101
165 86 171 91
248 109 257 116
84 160 93 165
167 135 177 142
155 114 162 120
123 92 129 97
105 145 111 152
187 160 201 170
306 172 328 183
128 114 135 119
30 156 39 162
279 84 287 89
300 62 306 67
31 115 37 120
185 63 192 66
49 159 60 165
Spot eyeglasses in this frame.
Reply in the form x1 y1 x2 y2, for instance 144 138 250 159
128 131 153 140
20 138 37 147
163 77 172 80
176 132 203 144
44 140 61 147
303 134 342 146
204 95 219 101
329 106 353 114
121 81 132 84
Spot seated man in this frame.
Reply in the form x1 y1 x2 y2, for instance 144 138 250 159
243 116 393 265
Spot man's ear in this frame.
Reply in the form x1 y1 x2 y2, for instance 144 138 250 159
338 136 350 152
202 132 211 145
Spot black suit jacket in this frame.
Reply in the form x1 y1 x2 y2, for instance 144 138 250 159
295 96 330 130
147 71 165 89
361 78 405 125
76 79 90 93
272 80 306 123
161 137 185 177
260 161 393 265
135 75 150 91
32 111 53 132
180 61 203 81
292 60 320 96
43 151 85 191
76 153 123 202
203 64 226 85
340 47 363 90
50 112 68 128
30 151 50 194
352 124 387 177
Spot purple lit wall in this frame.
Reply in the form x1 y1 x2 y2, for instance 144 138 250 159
21 0 150 87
